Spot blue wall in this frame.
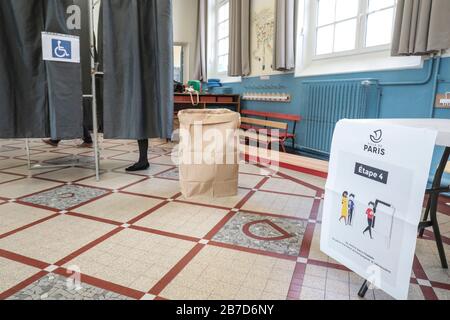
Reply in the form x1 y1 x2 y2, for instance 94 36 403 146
225 57 450 185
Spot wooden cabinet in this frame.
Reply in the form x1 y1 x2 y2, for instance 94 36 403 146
174 93 241 113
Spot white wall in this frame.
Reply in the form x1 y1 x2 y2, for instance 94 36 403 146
173 0 199 81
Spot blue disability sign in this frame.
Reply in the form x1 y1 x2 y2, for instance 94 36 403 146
52 39 72 60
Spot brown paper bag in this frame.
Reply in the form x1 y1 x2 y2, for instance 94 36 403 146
178 109 241 198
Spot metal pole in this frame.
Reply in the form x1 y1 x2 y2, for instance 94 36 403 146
88 0 100 181
358 280 369 298
25 138 31 170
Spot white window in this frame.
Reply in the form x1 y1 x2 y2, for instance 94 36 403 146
208 0 230 77
295 0 422 77
315 0 396 58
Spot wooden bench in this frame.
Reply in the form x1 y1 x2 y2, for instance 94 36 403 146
240 110 302 152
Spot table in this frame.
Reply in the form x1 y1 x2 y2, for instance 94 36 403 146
356 119 450 298
174 93 241 113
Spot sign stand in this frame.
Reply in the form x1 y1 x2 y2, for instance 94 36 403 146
358 281 370 298
358 146 450 298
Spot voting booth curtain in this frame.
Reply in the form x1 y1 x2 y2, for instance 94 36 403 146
0 0 174 141
73 0 97 132
102 0 174 140
0 0 83 140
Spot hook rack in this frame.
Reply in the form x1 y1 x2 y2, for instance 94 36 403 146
242 92 291 103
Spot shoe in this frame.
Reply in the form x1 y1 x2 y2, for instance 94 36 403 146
78 142 93 148
126 162 150 172
42 139 59 147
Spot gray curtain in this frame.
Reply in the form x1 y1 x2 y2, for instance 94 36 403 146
0 0 83 139
392 0 450 56
228 0 251 77
0 0 48 138
45 0 84 140
103 0 174 140
73 0 94 131
273 0 296 71
193 0 208 81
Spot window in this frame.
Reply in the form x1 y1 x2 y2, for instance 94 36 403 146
365 0 396 48
208 0 230 77
315 0 396 57
295 0 422 77
173 45 184 83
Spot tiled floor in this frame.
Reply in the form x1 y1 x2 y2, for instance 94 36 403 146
0 138 448 301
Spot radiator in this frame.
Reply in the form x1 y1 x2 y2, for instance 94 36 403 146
302 80 374 155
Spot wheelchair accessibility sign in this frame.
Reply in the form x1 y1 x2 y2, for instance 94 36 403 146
42 32 80 63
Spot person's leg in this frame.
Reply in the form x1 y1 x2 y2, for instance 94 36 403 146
42 139 61 147
126 139 150 172
82 126 93 144
77 126 93 148
364 219 374 238
363 220 371 235
138 139 149 163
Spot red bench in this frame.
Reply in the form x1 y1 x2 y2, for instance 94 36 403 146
240 110 302 153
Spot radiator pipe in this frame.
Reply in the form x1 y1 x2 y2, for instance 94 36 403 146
375 86 383 118
429 52 443 118
301 55 438 87
302 78 378 84
377 53 442 119
378 55 436 87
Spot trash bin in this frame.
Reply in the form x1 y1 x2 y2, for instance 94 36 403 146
178 109 241 198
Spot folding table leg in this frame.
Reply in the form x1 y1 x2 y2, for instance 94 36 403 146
430 196 448 269
419 199 431 238
422 147 450 269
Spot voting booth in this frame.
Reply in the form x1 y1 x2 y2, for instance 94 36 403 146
0 0 174 181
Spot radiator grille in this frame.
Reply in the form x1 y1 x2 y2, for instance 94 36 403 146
302 80 372 154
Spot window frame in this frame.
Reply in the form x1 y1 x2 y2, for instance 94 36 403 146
295 0 423 78
211 0 230 77
173 43 185 83
312 0 396 61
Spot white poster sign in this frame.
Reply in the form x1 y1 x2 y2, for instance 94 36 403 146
41 32 80 63
321 120 437 300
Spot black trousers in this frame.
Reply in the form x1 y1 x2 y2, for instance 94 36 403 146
364 218 373 237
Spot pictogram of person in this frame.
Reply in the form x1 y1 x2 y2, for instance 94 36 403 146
363 202 376 239
339 191 349 225
348 194 355 226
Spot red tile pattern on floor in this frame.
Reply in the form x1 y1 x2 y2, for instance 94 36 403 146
0 138 448 300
